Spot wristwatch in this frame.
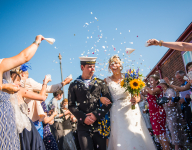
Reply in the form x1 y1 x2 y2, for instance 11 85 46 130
33 41 40 46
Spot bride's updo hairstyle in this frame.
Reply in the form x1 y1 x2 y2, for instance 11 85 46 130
108 55 123 72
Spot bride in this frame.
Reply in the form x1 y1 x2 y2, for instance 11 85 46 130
101 55 156 150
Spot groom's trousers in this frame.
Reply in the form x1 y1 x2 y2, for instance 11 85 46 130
78 130 106 150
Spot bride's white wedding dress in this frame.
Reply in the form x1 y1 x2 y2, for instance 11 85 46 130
106 77 156 150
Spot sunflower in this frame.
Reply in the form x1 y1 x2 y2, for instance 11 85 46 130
129 79 141 90
120 79 125 87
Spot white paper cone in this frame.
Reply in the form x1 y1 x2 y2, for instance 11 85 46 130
67 74 72 79
183 76 189 81
187 71 192 80
46 74 51 80
125 48 135 55
145 42 150 47
44 38 55 45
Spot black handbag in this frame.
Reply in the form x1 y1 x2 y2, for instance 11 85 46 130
156 97 169 105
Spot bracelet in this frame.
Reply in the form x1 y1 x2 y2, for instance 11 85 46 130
0 85 2 91
159 40 163 46
33 41 40 46
42 84 47 87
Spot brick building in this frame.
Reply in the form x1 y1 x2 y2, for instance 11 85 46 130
145 22 192 86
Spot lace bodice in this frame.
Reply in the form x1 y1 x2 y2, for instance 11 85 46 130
106 76 131 102
19 102 28 115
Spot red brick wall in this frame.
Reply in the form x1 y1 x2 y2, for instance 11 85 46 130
160 51 185 86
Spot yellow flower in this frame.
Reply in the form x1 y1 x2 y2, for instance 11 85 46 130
140 81 145 87
120 79 125 87
129 79 141 90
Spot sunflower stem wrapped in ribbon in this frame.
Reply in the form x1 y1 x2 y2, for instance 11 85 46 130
120 68 145 110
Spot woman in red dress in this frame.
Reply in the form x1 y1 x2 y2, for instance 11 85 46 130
143 75 170 150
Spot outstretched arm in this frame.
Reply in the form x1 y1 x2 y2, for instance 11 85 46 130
145 87 161 96
21 76 51 101
0 35 44 74
0 35 44 91
31 76 72 93
147 39 192 51
164 77 191 91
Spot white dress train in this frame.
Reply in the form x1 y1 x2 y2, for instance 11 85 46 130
106 77 156 150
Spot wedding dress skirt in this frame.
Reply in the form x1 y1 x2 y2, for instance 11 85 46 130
106 77 156 150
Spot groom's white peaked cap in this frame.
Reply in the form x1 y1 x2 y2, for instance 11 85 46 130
79 57 97 65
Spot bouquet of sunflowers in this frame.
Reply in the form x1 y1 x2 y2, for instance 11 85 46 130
120 68 145 109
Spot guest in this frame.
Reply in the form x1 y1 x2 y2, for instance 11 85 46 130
138 94 152 130
21 66 72 122
19 64 72 137
143 74 170 150
10 69 50 150
147 39 192 51
159 79 186 150
48 90 65 149
164 70 192 141
41 101 59 150
60 98 77 150
0 35 44 149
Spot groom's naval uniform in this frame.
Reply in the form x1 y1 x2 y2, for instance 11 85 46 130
68 57 112 150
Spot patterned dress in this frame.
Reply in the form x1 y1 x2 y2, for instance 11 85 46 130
163 88 186 145
41 102 59 150
0 79 20 149
147 86 166 135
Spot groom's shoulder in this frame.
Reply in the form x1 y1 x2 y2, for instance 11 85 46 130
68 80 78 89
96 77 105 84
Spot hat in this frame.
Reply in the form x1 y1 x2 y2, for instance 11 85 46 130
79 57 97 65
159 79 167 84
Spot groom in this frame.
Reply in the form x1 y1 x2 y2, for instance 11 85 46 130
68 57 112 150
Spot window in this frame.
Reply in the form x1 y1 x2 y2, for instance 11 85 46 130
182 40 192 67
183 51 192 67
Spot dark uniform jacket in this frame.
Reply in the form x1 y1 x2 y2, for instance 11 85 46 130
68 75 112 132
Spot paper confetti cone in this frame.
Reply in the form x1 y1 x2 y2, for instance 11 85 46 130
125 48 135 55
145 42 150 47
44 38 55 45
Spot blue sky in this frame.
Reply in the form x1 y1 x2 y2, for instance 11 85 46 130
1 0 192 103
